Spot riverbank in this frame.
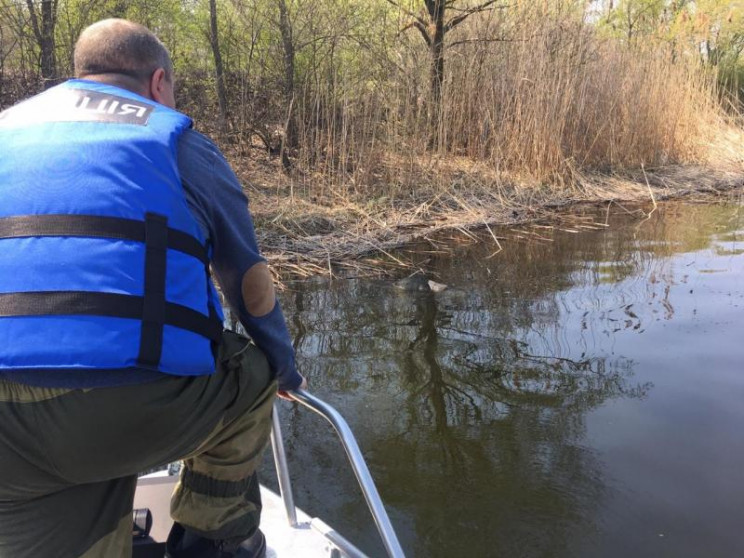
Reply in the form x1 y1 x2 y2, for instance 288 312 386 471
229 142 744 281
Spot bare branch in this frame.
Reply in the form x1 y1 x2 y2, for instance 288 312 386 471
383 0 429 30
445 1 505 33
25 0 41 44
396 20 431 46
295 34 350 50
449 36 528 48
411 20 432 46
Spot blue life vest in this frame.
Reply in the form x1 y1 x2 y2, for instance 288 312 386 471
0 80 224 376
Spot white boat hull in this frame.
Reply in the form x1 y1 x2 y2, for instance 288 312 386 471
133 473 363 557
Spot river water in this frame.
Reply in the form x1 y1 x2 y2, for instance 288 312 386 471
264 197 744 558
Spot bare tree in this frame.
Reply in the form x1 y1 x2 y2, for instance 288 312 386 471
277 0 297 157
208 0 229 128
0 22 10 103
387 0 503 142
26 0 58 87
230 0 298 169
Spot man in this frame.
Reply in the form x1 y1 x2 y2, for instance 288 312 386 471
0 18 305 558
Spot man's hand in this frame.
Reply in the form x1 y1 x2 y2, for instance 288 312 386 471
277 374 307 401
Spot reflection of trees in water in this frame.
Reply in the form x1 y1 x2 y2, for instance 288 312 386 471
281 277 651 557
380 289 651 556
399 285 649 432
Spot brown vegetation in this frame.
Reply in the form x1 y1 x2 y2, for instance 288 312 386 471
239 150 744 280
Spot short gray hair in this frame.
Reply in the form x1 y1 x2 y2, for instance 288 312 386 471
74 19 173 83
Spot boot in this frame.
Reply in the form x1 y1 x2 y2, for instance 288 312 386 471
165 522 266 558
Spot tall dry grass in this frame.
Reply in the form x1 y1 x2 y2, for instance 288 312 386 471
444 24 716 177
280 5 727 196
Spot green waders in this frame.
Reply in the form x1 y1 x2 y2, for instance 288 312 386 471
0 330 277 558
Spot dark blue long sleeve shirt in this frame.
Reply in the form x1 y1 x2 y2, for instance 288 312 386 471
178 129 301 391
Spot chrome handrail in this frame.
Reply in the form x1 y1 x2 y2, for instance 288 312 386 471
270 406 298 527
270 389 406 558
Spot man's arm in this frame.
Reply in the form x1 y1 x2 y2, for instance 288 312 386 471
178 129 304 391
236 261 307 395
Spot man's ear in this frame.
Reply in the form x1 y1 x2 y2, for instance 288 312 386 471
149 68 173 107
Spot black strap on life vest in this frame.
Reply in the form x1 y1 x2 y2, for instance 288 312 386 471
0 291 223 342
0 213 223 368
137 213 168 367
0 214 209 265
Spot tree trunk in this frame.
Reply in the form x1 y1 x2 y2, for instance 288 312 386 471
39 0 55 85
0 25 5 103
429 32 444 136
208 0 228 128
26 0 57 88
427 0 445 146
277 0 297 157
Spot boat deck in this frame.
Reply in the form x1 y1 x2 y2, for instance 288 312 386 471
133 474 358 557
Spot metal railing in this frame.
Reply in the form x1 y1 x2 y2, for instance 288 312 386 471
270 389 406 558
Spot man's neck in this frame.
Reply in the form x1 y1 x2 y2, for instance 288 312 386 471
77 74 150 100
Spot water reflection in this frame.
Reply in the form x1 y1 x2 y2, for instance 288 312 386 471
265 199 743 557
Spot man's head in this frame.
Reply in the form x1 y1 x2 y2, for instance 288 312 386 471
74 19 175 108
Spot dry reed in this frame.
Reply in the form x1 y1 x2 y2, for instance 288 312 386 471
273 3 736 200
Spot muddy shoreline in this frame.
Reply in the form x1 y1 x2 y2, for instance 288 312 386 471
238 163 744 280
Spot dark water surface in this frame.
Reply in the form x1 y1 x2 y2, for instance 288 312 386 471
263 198 744 558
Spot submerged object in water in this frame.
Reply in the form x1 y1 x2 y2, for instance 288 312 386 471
394 273 447 293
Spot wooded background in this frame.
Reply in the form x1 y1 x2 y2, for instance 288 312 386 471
1 0 742 189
